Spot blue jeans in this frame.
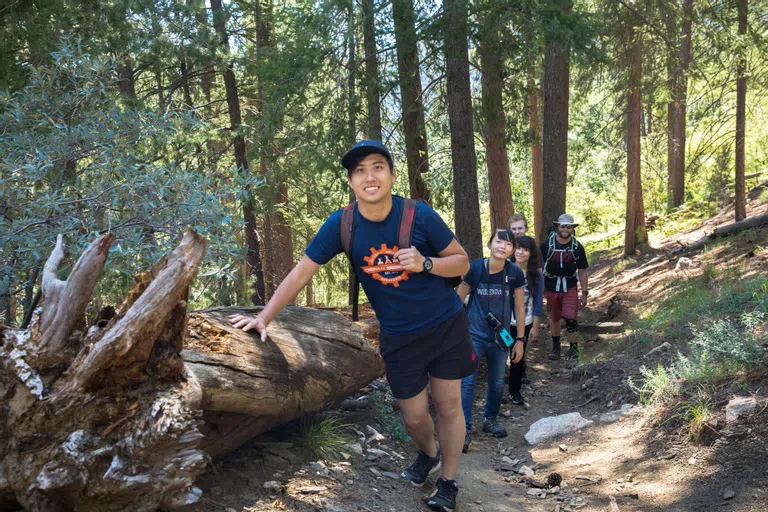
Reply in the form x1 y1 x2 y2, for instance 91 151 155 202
460 335 509 430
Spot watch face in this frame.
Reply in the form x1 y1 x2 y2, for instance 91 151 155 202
423 258 433 272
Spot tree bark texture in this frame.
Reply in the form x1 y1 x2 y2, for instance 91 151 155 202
392 0 431 202
0 234 384 510
255 0 294 301
183 306 385 459
480 12 514 232
529 55 544 243
542 0 571 233
362 0 382 141
211 0 266 305
667 0 693 207
444 0 482 260
735 0 747 221
625 38 647 257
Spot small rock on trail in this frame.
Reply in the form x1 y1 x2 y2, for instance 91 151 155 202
524 412 593 445
725 397 758 425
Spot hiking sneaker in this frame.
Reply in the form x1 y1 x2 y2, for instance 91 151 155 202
566 343 579 369
482 417 508 438
547 347 561 360
462 430 471 453
423 476 458 512
511 392 525 405
401 449 441 487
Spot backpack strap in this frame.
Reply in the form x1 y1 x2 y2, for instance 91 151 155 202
398 197 418 250
502 260 513 336
340 202 360 321
340 202 356 258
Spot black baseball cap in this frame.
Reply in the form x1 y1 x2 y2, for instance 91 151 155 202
341 140 394 172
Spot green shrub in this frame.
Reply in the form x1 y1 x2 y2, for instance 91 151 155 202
676 312 764 385
628 363 678 406
371 390 411 443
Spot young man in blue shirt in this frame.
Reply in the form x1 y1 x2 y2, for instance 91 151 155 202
229 141 476 512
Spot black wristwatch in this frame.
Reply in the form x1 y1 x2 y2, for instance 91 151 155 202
422 257 433 273
516 337 526 342
582 290 589 296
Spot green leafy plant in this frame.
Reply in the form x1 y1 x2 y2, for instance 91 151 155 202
676 315 764 386
628 363 677 406
371 390 411 443
755 284 768 314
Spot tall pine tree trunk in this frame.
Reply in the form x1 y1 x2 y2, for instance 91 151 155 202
392 0 430 202
347 0 358 307
529 54 544 242
362 0 382 141
667 0 693 208
444 0 482 259
734 0 747 221
480 7 514 232
625 37 647 256
211 0 266 305
255 0 294 300
542 0 570 232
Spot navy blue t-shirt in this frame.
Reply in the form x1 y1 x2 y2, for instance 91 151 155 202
305 196 463 337
463 258 525 343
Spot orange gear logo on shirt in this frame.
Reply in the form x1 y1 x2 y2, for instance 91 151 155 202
361 243 412 287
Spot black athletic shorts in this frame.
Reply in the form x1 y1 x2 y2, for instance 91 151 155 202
379 309 478 400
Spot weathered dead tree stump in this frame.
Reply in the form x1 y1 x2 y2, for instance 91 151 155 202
1 230 207 511
0 231 386 510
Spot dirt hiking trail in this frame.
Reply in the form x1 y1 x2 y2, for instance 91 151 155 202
183 204 768 512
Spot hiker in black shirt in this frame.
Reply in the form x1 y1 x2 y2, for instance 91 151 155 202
540 214 589 367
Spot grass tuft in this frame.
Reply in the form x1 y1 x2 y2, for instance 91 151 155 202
296 414 352 459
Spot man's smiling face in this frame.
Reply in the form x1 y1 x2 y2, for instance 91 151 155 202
347 153 396 205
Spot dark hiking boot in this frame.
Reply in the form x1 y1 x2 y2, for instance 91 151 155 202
511 392 525 405
423 477 458 512
566 343 579 369
462 430 471 454
482 417 508 438
401 449 441 487
547 338 561 360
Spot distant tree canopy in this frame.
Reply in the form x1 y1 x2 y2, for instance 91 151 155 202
1 0 767 324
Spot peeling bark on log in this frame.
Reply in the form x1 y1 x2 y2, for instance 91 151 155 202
183 306 385 459
1 230 208 511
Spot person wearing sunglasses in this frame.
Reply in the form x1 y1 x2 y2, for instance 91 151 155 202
540 214 589 368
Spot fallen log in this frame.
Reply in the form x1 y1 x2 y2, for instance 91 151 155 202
183 306 385 459
0 232 384 510
674 212 768 254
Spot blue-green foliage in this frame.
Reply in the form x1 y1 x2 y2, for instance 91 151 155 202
0 40 252 319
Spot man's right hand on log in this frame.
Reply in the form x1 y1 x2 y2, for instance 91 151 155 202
228 314 267 342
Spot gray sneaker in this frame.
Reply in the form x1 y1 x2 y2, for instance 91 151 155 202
482 417 508 438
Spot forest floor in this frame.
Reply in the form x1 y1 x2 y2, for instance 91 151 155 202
182 200 768 512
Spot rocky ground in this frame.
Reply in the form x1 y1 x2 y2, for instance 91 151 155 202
181 203 768 512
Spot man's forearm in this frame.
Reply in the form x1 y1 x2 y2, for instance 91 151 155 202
578 269 588 293
428 253 469 278
259 258 318 324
